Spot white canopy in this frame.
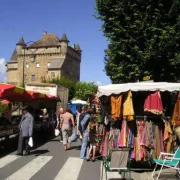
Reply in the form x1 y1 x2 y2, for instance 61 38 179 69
97 82 180 97
71 99 87 105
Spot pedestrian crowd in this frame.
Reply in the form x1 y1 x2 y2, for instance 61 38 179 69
16 105 101 162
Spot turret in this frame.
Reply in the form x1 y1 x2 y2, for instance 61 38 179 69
16 36 25 55
75 44 82 54
60 33 69 54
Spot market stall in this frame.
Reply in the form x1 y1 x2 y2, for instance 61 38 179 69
97 82 180 166
0 83 60 139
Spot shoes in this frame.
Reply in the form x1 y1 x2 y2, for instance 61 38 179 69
86 158 90 161
16 153 23 156
92 158 95 162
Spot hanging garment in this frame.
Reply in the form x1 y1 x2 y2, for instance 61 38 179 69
118 120 128 147
111 95 122 120
152 124 164 159
123 91 134 121
164 121 173 153
172 92 180 128
144 91 163 115
146 121 154 149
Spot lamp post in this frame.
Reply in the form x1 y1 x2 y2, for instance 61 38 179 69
22 41 38 87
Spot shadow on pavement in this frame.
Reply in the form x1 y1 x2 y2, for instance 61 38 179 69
0 132 55 158
31 149 49 156
71 145 81 150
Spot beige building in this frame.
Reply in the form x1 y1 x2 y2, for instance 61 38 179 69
6 31 82 86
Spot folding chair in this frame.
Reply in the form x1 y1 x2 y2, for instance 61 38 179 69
101 148 131 180
152 147 180 180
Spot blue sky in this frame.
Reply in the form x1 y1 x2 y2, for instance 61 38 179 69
0 0 111 85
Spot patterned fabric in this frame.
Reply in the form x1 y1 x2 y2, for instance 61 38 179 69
118 120 128 147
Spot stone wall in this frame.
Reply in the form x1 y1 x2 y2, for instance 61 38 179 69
7 41 81 85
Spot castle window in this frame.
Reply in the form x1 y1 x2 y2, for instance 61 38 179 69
31 74 35 81
51 72 55 78
48 62 50 67
36 63 40 68
26 63 29 68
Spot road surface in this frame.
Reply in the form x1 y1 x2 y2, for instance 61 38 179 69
0 134 123 180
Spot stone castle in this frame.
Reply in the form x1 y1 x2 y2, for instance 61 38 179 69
6 31 82 86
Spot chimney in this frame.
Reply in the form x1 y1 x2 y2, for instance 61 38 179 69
43 31 47 36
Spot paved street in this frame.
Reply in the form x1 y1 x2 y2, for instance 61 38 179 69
0 135 178 180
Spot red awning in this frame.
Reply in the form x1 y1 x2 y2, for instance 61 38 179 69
0 83 60 102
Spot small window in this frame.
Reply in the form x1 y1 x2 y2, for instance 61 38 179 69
31 74 35 81
36 63 40 68
51 72 55 78
48 62 50 67
26 63 29 68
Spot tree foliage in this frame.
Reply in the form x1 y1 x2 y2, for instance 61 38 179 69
74 82 97 100
0 102 7 115
42 76 75 100
42 77 97 101
95 0 180 83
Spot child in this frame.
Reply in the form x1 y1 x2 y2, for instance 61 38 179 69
87 116 98 162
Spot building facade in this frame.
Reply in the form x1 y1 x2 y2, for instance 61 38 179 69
6 32 82 86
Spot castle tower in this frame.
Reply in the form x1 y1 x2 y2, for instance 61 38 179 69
16 36 25 55
60 33 69 54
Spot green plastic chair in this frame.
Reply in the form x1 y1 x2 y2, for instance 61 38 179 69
101 148 131 180
152 147 180 180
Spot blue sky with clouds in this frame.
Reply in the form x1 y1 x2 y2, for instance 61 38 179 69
0 0 111 85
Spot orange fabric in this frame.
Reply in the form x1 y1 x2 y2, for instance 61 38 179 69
172 92 180 128
111 95 122 120
123 91 134 121
164 121 172 141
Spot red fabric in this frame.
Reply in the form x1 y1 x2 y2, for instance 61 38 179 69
144 91 163 115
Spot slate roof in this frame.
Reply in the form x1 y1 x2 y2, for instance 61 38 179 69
48 58 65 70
61 33 69 42
16 36 25 46
28 33 61 48
9 49 18 62
75 44 82 51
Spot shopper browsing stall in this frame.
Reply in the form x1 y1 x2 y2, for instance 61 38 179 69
87 116 98 162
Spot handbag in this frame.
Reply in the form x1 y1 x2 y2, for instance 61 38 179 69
55 128 60 137
28 137 33 147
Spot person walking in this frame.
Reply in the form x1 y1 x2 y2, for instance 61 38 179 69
80 108 93 160
40 108 49 141
56 107 64 142
17 106 34 156
61 108 75 151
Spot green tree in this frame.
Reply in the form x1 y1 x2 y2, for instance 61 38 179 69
95 0 180 83
74 82 97 100
0 102 7 115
